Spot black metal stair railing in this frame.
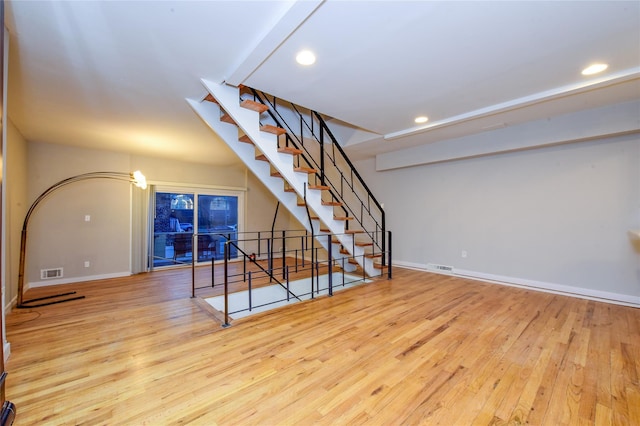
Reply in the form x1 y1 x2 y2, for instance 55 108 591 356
241 87 386 262
190 227 392 327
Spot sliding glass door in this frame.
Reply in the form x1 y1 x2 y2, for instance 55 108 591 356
151 188 241 268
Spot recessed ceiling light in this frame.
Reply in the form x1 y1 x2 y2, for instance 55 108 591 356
581 63 608 76
296 50 316 66
414 116 428 124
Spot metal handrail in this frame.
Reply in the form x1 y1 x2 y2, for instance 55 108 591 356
190 228 392 327
243 88 385 254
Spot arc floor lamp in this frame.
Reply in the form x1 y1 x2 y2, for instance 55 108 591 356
16 171 147 308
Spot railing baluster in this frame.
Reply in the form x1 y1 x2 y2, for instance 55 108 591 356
248 271 252 311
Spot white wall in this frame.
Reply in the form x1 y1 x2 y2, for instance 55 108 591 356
356 134 640 305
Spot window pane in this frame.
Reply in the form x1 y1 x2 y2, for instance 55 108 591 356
197 195 238 261
153 192 194 267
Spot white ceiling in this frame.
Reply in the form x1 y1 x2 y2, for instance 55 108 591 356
6 0 640 167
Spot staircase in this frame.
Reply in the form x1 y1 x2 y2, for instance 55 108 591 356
187 81 386 277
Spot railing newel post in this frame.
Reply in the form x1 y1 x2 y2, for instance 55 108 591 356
328 234 333 296
223 242 230 328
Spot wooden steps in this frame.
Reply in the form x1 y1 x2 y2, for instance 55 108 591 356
355 241 373 247
308 184 331 191
278 146 303 155
239 135 253 144
284 187 296 193
345 229 364 235
271 171 283 178
322 200 342 207
261 124 286 135
203 93 218 104
220 113 236 125
365 253 383 258
310 216 351 221
240 99 268 113
255 154 268 162
294 166 317 174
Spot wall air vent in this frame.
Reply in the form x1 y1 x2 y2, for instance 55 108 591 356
427 263 454 273
40 267 63 280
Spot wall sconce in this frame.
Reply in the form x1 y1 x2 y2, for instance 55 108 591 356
17 171 147 308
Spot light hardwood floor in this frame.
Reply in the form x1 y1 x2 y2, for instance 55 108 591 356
4 263 640 425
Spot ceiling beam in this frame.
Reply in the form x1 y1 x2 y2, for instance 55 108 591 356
376 99 640 171
384 67 640 141
225 0 324 86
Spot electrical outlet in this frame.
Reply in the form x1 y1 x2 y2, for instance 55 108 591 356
84 261 90 268
85 215 91 222
461 250 467 258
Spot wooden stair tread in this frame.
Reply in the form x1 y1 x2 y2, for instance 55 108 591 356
374 263 385 269
255 154 268 162
261 125 287 135
355 242 373 247
294 167 317 174
340 248 349 255
331 239 341 244
348 258 359 265
322 201 342 206
365 253 383 258
220 113 237 125
345 229 364 234
271 171 283 178
240 99 268 113
203 94 218 104
308 185 330 191
284 187 296 193
297 201 306 206
278 146 303 155
239 135 253 144
319 228 330 233
334 216 354 221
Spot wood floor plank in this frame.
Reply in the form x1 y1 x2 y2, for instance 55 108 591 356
4 264 639 425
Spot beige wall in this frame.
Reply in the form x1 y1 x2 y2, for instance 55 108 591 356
2 119 27 305
3 141 290 305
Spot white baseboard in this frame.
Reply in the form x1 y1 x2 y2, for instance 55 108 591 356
27 271 131 290
5 294 17 311
393 260 640 308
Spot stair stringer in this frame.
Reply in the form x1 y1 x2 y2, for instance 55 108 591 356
190 81 378 276
187 95 362 273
